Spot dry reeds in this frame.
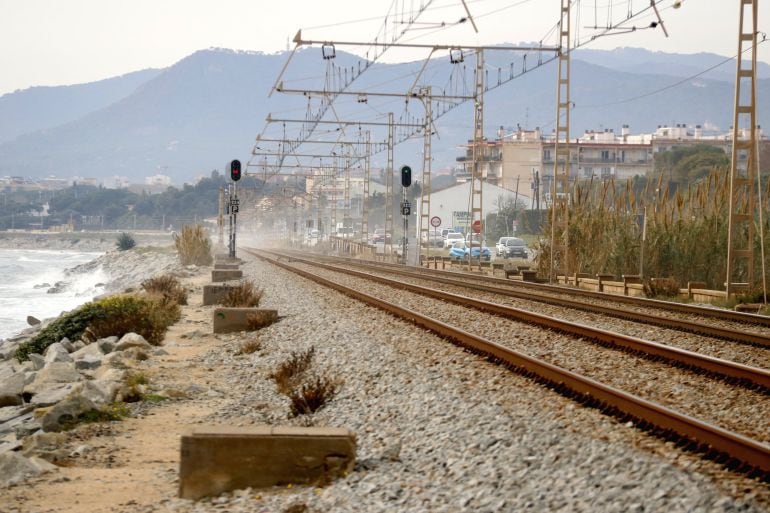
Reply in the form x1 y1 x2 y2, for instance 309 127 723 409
174 225 213 266
270 347 315 395
141 274 188 305
269 347 341 416
538 166 770 290
289 376 339 417
235 338 262 355
220 280 263 307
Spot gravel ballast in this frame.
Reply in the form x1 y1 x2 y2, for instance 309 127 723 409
162 253 769 513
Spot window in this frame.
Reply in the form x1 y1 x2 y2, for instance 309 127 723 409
601 150 610 161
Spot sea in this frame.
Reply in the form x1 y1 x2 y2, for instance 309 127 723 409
0 249 106 341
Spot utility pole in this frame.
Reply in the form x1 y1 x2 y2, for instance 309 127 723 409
468 49 485 271
418 87 433 265
386 112 395 257
550 0 572 283
218 186 224 245
362 130 371 243
726 0 759 297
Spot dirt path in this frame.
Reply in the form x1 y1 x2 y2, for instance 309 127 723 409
0 271 242 513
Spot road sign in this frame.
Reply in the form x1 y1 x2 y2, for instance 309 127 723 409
472 220 482 233
430 216 441 228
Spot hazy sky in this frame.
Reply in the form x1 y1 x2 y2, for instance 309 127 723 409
1 0 769 96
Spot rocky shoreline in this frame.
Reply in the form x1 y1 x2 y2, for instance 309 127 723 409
0 231 174 252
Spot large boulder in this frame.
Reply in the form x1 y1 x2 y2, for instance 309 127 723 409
21 431 68 462
0 452 57 487
74 355 102 371
25 362 82 395
30 383 80 407
39 395 98 432
44 343 73 364
28 354 46 371
114 333 152 351
76 380 117 406
0 372 24 407
97 337 117 354
70 343 105 361
58 338 75 353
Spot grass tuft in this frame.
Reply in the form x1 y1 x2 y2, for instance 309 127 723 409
173 225 213 266
289 376 339 417
141 274 188 305
235 339 262 355
116 232 136 251
270 347 315 395
220 281 263 307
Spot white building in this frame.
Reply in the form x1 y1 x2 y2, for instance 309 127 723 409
420 181 530 234
145 174 172 186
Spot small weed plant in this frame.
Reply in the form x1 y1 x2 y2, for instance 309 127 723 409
270 347 315 395
116 232 136 251
289 376 339 417
220 280 263 307
236 339 262 355
174 225 213 266
141 274 188 305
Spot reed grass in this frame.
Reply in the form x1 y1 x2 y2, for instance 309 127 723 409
538 168 770 291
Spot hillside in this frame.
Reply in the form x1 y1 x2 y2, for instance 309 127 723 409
0 47 767 183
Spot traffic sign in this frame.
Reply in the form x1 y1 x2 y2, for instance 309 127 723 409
430 216 441 228
472 220 482 233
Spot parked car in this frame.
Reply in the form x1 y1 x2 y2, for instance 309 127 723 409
421 230 443 247
371 229 391 244
495 237 515 256
443 232 464 249
448 241 491 261
503 237 528 259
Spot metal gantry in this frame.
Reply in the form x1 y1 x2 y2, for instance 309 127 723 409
550 0 572 283
726 0 759 296
468 49 485 270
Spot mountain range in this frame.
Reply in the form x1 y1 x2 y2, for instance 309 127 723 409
0 46 768 184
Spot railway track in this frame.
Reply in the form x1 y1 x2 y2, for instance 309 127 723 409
247 248 770 479
315 253 770 335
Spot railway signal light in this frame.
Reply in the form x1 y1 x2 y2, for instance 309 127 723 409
401 165 412 187
230 159 241 181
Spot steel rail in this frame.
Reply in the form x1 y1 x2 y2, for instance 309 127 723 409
315 254 770 328
264 250 770 390
284 252 770 348
247 249 770 478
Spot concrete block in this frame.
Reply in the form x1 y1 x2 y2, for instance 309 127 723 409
213 263 240 270
213 308 278 334
211 269 243 282
202 284 238 306
179 426 356 499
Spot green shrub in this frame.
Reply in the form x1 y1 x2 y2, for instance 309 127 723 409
116 232 136 251
141 274 188 305
221 281 263 307
174 225 213 266
15 295 179 361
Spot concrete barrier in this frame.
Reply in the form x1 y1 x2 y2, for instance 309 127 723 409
212 269 243 282
214 263 240 270
179 426 356 499
213 307 278 333
202 284 237 306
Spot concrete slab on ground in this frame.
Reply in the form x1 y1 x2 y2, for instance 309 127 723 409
211 269 243 282
212 308 278 333
179 425 356 499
